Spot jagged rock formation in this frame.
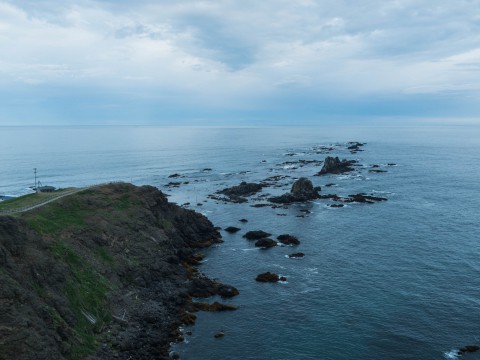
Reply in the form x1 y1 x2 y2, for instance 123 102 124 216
316 156 357 175
269 177 321 204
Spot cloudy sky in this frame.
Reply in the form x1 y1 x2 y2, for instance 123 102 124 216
1 0 479 125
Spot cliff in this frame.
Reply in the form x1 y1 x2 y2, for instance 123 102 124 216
0 183 227 360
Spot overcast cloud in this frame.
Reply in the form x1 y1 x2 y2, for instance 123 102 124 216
1 0 479 125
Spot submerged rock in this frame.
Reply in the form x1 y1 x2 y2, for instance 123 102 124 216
269 177 320 204
316 156 357 175
288 253 305 259
243 230 272 240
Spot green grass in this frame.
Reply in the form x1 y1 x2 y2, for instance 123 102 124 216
96 247 114 265
0 188 76 212
25 198 90 235
160 218 174 232
52 242 111 359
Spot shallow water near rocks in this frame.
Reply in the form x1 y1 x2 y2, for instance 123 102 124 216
1 125 480 360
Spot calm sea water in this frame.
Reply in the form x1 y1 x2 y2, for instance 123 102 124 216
1 125 479 360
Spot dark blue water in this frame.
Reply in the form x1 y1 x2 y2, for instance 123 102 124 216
1 125 479 359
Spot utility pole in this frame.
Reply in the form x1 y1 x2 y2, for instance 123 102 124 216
34 168 37 192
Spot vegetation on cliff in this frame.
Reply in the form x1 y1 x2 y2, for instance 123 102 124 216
0 183 232 360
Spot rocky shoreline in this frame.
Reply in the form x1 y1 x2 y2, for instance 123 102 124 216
0 142 405 359
0 183 237 360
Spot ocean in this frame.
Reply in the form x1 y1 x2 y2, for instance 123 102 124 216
1 125 479 360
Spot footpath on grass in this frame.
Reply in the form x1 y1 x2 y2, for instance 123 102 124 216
0 183 122 215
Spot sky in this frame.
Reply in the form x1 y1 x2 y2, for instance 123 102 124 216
1 0 480 125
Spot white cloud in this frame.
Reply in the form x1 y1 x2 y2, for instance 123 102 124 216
1 0 480 121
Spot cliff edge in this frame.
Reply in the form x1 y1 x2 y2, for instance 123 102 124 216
0 183 226 360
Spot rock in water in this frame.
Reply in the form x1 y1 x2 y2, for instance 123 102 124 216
254 238 277 248
243 230 272 240
269 177 320 204
214 331 225 339
288 253 305 259
458 345 480 355
216 182 264 202
316 156 356 175
277 234 300 245
256 272 281 282
224 226 241 233
291 177 315 194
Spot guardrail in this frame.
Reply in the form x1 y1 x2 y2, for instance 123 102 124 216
0 182 125 215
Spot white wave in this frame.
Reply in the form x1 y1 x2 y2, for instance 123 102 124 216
371 190 393 194
443 350 459 359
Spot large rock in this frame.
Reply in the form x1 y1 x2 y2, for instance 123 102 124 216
277 234 300 245
243 230 272 240
255 272 286 282
316 156 357 175
216 182 264 203
269 177 320 204
254 238 277 248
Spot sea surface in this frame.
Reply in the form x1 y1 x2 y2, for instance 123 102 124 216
1 125 479 360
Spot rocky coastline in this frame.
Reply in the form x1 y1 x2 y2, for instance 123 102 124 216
0 183 237 360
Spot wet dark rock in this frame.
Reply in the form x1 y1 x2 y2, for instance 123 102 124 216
343 194 387 204
277 234 300 245
325 183 336 187
256 272 281 282
168 173 182 178
269 177 320 204
170 351 180 359
243 230 272 240
239 219 248 223
189 277 239 299
387 163 397 166
194 302 238 312
458 345 480 355
216 285 240 298
329 204 345 208
165 182 182 187
347 142 365 151
202 168 212 172
214 331 225 339
279 160 323 168
316 156 357 175
216 182 264 203
224 226 241 233
254 238 277 248
369 169 387 173
288 253 305 259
